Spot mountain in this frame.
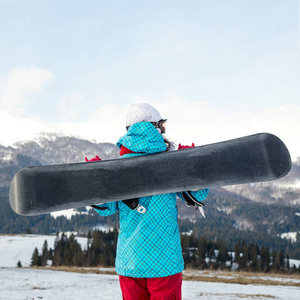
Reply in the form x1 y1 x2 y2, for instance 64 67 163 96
13 133 120 165
223 163 300 205
0 110 120 147
0 133 119 188
0 111 59 146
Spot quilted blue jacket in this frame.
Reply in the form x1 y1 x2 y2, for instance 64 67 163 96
94 122 209 278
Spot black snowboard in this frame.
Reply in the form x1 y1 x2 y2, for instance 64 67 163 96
9 133 291 216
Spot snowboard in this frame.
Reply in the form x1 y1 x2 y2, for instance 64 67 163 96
9 133 291 216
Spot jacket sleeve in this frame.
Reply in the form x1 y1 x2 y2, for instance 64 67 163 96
190 188 209 201
177 188 209 203
93 201 119 216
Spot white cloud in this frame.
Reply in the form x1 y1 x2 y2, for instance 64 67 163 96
85 99 300 161
0 66 54 114
165 102 300 161
58 93 85 122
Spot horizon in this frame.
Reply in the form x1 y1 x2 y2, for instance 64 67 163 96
0 109 299 162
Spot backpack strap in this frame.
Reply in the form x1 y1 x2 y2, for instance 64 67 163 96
181 191 206 218
122 198 146 214
91 199 146 214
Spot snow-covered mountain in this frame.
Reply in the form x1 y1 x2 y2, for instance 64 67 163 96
0 110 299 204
0 111 59 146
1 128 119 164
0 132 119 189
0 110 123 147
223 162 300 205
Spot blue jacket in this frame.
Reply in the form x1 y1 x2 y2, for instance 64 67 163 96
94 122 209 278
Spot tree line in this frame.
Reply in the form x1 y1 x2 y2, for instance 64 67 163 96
2 178 300 261
30 229 300 274
180 233 297 273
31 229 118 268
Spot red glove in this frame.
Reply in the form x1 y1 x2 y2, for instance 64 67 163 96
85 155 102 162
178 143 195 149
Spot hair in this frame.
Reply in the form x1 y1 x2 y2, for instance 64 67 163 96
164 137 171 151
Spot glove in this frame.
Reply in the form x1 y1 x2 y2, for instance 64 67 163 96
85 155 102 162
181 191 206 218
178 143 195 149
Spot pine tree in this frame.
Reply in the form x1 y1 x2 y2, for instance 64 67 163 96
286 254 290 270
234 243 241 266
217 240 229 270
87 230 92 250
279 250 285 272
271 250 280 272
197 237 208 269
31 247 41 266
41 240 48 266
249 244 259 272
239 242 249 271
260 246 270 272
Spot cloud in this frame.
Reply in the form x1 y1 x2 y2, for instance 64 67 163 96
85 99 300 161
58 93 85 122
0 66 54 114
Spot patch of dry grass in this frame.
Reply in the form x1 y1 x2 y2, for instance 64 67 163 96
32 286 48 290
28 267 300 287
182 269 300 287
198 292 275 298
30 266 117 276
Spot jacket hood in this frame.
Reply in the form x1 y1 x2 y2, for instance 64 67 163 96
117 122 167 154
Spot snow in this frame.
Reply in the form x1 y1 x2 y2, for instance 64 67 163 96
0 111 59 146
0 268 122 300
1 235 300 299
280 232 299 243
1 268 300 300
91 224 114 232
0 235 87 268
50 208 89 220
278 180 300 190
0 110 119 147
289 259 300 268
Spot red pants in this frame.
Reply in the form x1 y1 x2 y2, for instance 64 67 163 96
119 273 182 300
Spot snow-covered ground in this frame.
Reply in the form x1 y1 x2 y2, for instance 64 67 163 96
50 208 89 220
0 234 88 268
280 231 300 243
1 235 300 299
0 268 300 300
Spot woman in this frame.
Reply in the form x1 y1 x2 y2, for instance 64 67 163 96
93 103 209 300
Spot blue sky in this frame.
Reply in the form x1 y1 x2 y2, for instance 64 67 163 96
0 0 299 158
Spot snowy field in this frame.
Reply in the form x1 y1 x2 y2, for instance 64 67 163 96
1 268 300 300
1 235 300 299
0 234 88 268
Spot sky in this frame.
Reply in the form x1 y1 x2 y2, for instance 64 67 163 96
0 0 299 160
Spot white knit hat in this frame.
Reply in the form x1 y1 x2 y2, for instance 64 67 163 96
126 103 163 127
